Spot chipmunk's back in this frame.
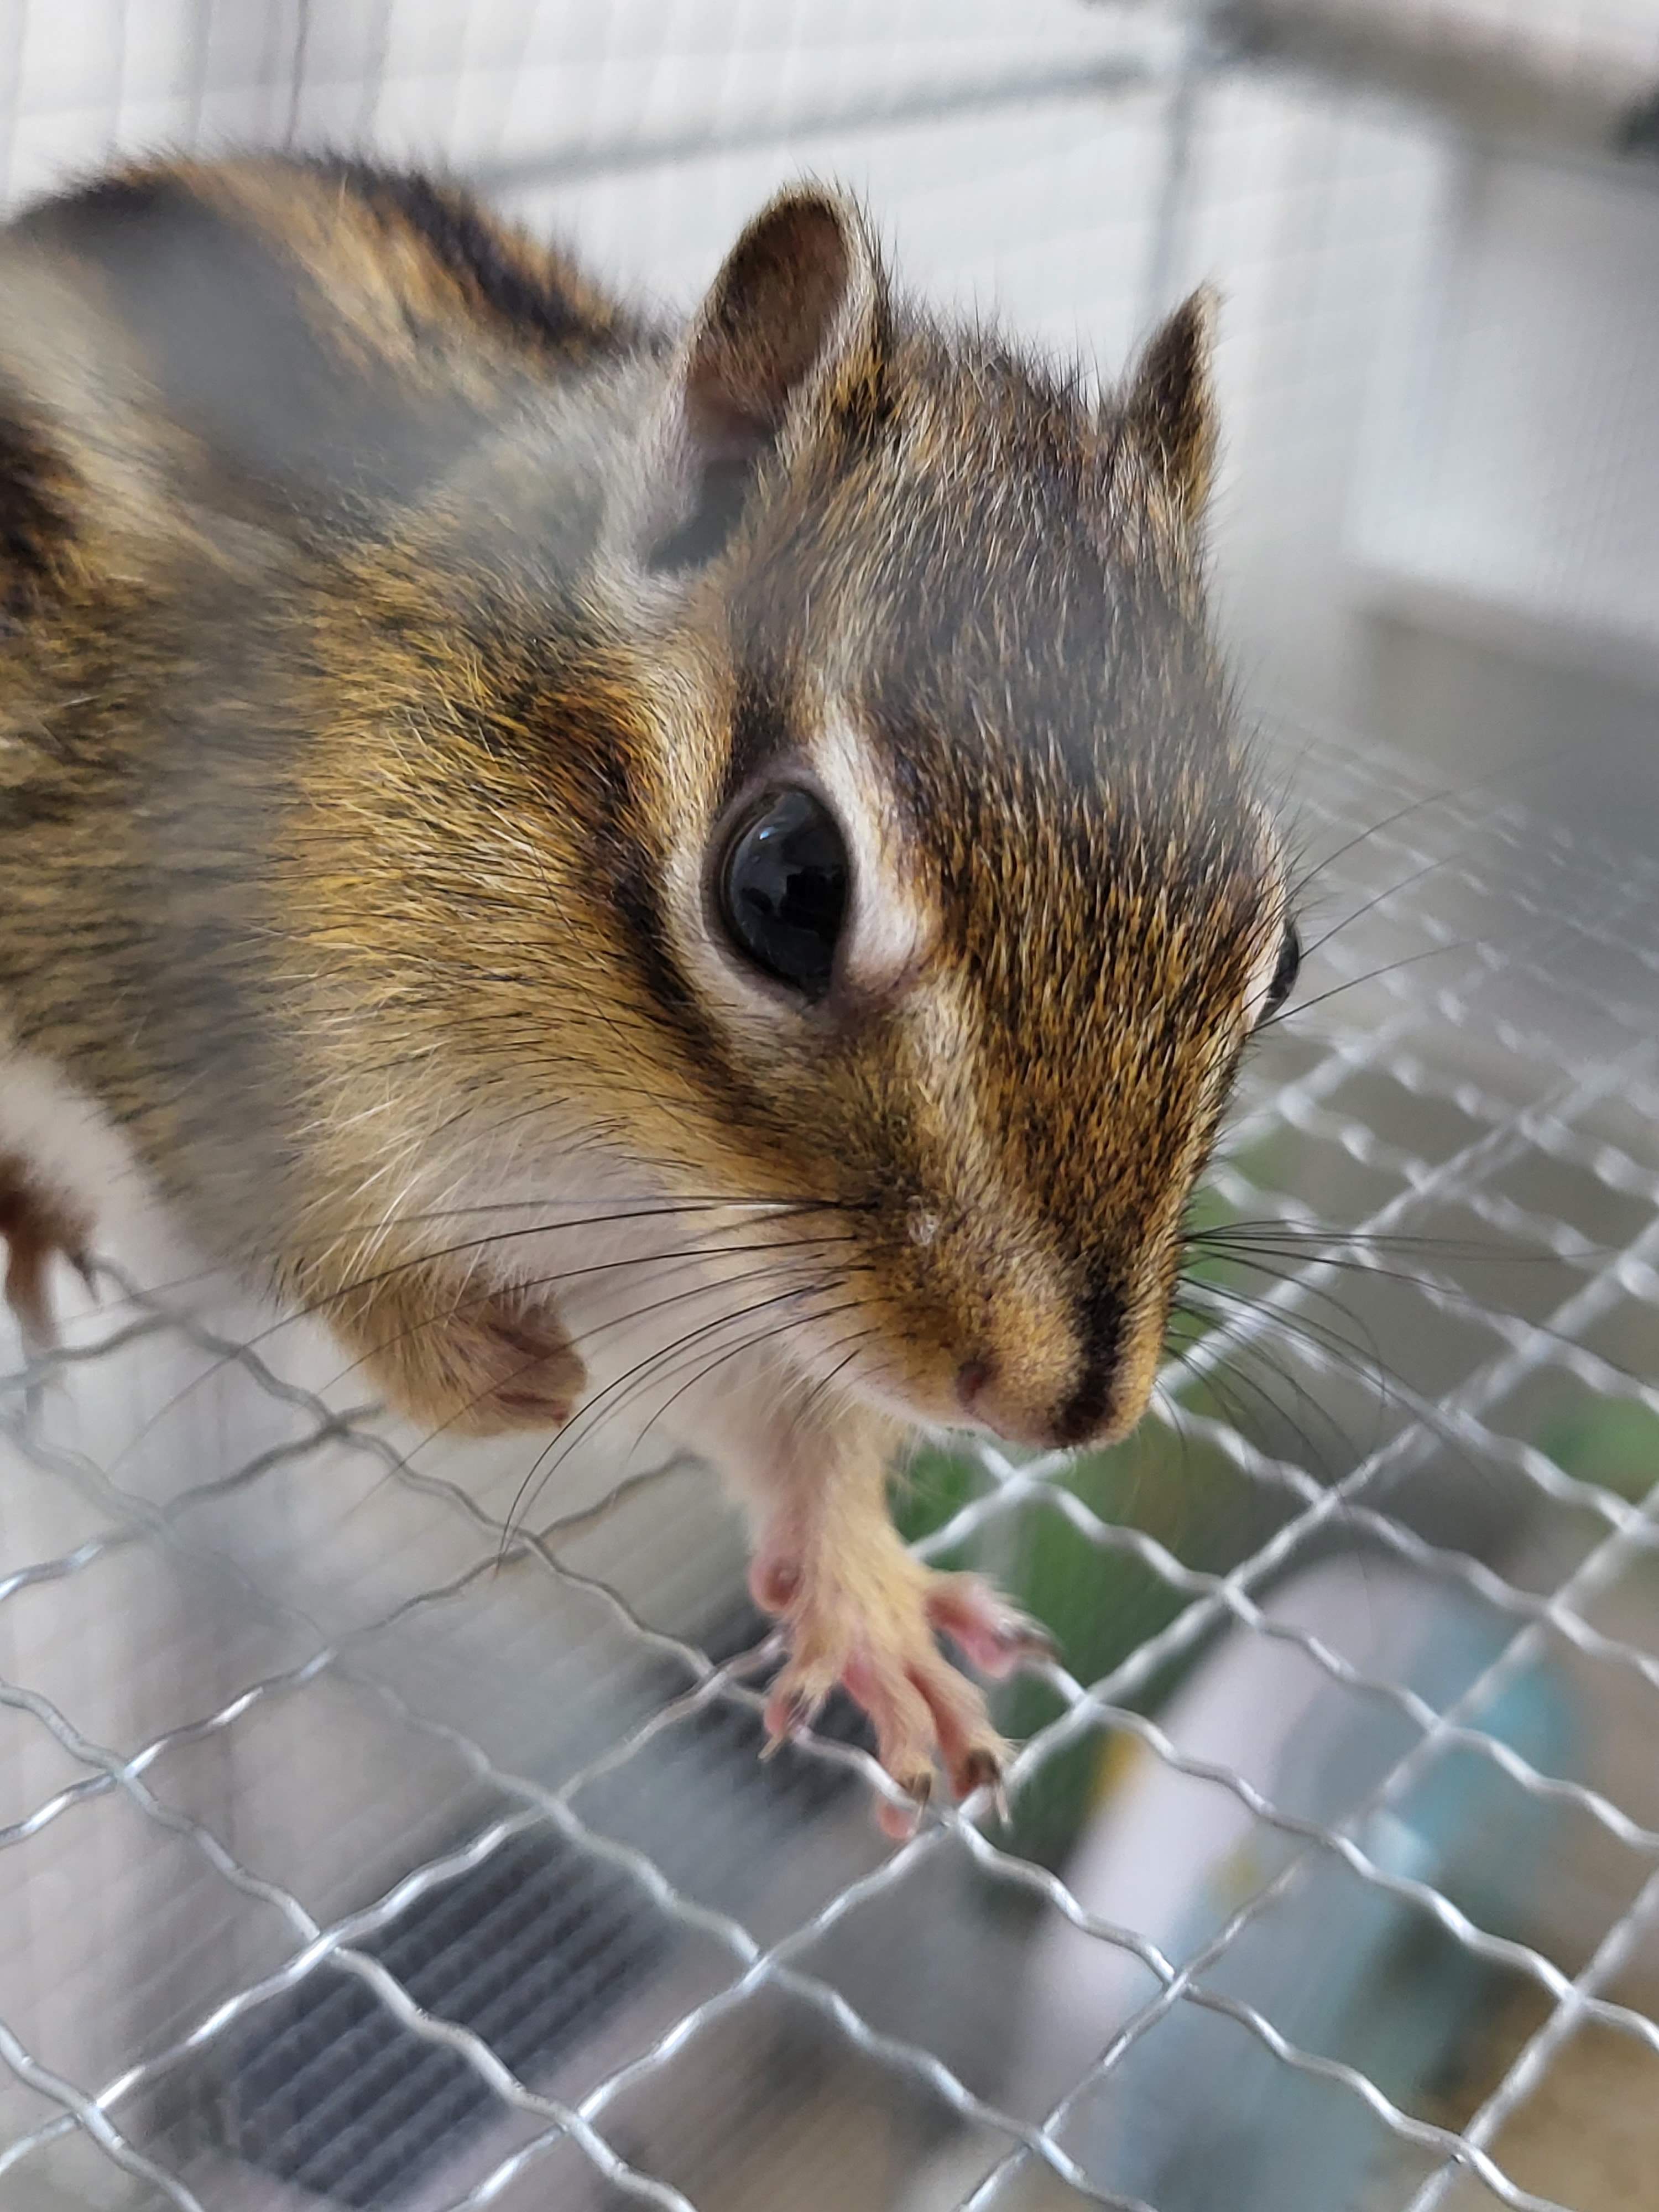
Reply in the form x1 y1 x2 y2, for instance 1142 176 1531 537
3 159 651 539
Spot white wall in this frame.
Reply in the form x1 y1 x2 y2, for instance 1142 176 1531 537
9 3 1658 812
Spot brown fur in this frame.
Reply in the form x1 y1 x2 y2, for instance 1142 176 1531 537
0 158 1285 1808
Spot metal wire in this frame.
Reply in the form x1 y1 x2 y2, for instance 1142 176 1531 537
2 5 1659 2207
1 730 1656 2212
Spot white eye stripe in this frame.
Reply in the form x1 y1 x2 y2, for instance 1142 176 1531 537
806 702 938 991
1227 791 1288 1031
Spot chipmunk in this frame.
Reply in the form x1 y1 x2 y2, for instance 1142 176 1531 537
0 158 1297 1820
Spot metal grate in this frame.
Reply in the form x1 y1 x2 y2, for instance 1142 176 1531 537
2 726 1656 2212
4 3 1659 2207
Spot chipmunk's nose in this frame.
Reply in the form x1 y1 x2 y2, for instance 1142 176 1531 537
954 1357 994 1415
955 1349 1120 1448
952 1286 1155 1450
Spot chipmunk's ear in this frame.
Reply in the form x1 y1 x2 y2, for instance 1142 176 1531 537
1121 285 1218 532
646 189 884 570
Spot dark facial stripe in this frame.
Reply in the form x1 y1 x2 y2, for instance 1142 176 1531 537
717 664 794 818
579 736 770 1139
1051 1275 1124 1446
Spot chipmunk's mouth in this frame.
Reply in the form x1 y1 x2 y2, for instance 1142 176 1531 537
787 1229 1170 1451
922 1346 1152 1457
951 1364 1150 1452
943 1282 1164 1452
826 1342 1155 1453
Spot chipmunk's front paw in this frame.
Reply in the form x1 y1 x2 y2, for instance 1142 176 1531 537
448 1296 588 1432
341 1270 587 1438
754 1541 1046 1833
0 1155 92 1350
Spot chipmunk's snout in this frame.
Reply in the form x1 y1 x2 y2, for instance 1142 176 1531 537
948 1285 1163 1453
952 1354 1146 1452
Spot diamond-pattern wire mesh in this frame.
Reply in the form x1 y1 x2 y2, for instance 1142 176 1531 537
1 728 1657 2211
2 3 1659 2208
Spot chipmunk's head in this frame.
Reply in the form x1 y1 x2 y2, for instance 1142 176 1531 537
554 189 1295 1450
353 188 1295 1453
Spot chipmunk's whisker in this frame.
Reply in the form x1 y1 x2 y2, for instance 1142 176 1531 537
98 1208 858 1477
1172 1274 1520 1510
1261 718 1563 911
1167 1291 1372 1470
1190 1217 1557 1260
1177 1266 1388 1383
637 1318 883 1477
502 1288 874 1544
355 1235 865 1460
1195 1239 1612 1382
86 1193 857 1309
784 1329 885 1453
1165 1318 1354 1478
1254 941 1467 1031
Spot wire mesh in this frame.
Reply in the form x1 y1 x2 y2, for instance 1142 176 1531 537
2 3 1659 2209
2 724 1656 2212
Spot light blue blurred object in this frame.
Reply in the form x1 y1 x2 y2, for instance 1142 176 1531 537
1010 1557 1578 2210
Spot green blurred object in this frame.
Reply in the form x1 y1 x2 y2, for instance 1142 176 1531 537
893 1419 1278 1871
890 1157 1317 1870
1537 1394 1659 1502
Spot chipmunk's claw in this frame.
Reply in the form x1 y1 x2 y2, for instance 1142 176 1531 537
956 1747 1012 1827
957 1745 1003 1798
761 1683 825 1757
875 1764 936 1842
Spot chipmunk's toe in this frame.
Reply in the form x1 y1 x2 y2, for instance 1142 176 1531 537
461 1293 586 1430
895 1635 1010 1803
348 1271 588 1438
749 1548 800 1615
758 1540 1020 1831
761 1663 837 1754
925 1571 1056 1677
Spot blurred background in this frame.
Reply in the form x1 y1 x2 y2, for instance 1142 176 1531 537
2 6 1658 2210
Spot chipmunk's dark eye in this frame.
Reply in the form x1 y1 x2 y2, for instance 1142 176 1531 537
1261 918 1301 1020
718 787 848 1001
